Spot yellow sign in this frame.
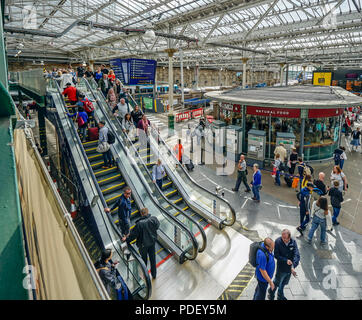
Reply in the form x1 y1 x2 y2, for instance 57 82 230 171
313 72 332 86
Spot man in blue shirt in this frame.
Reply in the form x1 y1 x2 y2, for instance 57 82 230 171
253 238 275 300
250 163 262 202
268 229 300 300
152 159 166 190
104 186 132 238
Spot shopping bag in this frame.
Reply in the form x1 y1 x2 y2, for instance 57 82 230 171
96 142 110 153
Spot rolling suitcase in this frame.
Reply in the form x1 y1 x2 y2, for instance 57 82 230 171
185 160 194 171
88 127 99 141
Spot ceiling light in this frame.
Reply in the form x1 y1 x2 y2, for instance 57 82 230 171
144 29 156 39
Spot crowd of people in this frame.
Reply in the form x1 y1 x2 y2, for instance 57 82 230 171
249 106 361 300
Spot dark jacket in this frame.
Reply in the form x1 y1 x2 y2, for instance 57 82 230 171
274 237 300 273
328 187 344 208
96 261 117 295
314 179 327 195
98 77 110 93
110 195 131 225
131 109 143 125
128 214 160 248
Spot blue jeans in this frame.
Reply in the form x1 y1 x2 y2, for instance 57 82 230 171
252 184 261 201
253 279 268 300
156 179 163 190
308 215 327 243
268 270 291 300
332 207 341 224
339 159 344 170
102 149 112 166
275 170 281 186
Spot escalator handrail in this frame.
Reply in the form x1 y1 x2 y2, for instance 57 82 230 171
149 126 236 226
49 79 152 299
96 89 207 253
82 79 199 261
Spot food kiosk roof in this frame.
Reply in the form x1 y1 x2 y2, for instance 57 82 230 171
205 85 362 109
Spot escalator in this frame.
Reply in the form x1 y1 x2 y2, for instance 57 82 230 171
50 79 202 299
82 139 172 265
47 79 152 299
88 78 236 231
85 79 207 252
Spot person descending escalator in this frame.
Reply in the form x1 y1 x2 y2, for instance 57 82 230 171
152 159 166 190
127 208 160 280
104 186 132 238
95 249 118 297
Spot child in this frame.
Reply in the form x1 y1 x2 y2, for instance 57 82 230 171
328 180 344 226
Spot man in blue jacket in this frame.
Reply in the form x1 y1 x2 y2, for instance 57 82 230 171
104 186 132 237
250 163 262 202
268 229 300 300
253 238 275 300
296 182 314 236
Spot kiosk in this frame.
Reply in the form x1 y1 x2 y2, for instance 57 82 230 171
247 129 266 168
226 125 243 161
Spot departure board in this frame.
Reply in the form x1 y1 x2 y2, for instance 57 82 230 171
128 59 157 85
109 58 157 85
109 58 125 84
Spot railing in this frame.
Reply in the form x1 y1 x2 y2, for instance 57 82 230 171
47 79 152 299
79 78 199 261
149 126 237 227
90 82 207 253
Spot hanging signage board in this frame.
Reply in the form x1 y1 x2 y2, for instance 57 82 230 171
221 103 241 113
109 58 157 85
247 106 301 118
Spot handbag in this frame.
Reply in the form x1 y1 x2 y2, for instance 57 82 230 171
271 167 277 178
96 141 110 153
77 113 85 127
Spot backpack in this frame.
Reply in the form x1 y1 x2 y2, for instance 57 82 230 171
292 177 299 189
303 164 311 176
76 113 85 127
82 98 94 113
107 131 115 144
249 241 269 268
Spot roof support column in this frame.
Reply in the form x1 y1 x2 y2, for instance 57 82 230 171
279 63 286 86
242 58 249 89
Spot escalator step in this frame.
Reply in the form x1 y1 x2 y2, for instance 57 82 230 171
83 140 99 146
97 173 122 185
88 153 103 160
94 166 117 176
165 189 178 197
91 161 104 169
101 182 125 194
84 146 97 152
162 181 172 189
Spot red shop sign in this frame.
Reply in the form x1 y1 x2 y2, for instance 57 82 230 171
247 106 301 118
192 108 203 118
175 111 191 122
308 108 344 118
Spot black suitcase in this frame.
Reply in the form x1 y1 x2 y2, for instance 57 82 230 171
284 175 293 187
185 159 194 171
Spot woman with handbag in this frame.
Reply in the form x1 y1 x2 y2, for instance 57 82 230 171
97 121 113 168
67 106 88 142
306 196 329 245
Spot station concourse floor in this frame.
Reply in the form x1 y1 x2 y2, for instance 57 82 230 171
149 113 362 300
